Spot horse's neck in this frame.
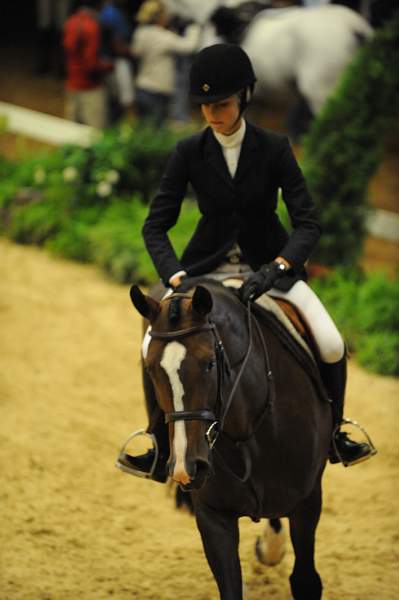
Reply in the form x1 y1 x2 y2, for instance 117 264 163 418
220 316 276 441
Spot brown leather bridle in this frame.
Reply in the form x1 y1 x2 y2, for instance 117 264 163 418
149 320 226 449
148 296 274 455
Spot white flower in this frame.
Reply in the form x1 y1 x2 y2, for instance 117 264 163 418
63 166 78 182
105 169 120 184
34 167 46 185
96 180 112 197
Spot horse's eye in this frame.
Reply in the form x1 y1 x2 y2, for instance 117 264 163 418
205 359 215 372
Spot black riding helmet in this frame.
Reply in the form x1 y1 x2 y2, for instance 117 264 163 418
189 43 257 107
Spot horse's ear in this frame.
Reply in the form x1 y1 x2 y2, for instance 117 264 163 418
130 285 160 322
192 285 213 317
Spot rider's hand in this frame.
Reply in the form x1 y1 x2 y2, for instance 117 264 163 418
169 271 187 289
239 261 288 304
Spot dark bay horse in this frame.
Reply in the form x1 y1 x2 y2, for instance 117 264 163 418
130 279 332 600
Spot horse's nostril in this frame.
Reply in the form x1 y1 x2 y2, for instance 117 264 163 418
186 459 209 481
195 459 210 480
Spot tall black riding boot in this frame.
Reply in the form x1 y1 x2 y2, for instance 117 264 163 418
320 355 374 466
115 364 169 482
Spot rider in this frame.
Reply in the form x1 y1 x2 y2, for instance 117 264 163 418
117 43 375 480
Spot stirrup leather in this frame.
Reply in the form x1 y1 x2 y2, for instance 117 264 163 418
332 417 377 467
115 429 159 478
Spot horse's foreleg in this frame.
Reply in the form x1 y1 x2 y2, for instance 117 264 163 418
288 481 323 600
195 503 243 600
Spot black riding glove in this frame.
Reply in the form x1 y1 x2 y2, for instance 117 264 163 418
239 262 287 304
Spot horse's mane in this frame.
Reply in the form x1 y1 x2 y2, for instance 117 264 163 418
175 276 236 297
171 277 249 366
165 278 229 326
168 296 181 323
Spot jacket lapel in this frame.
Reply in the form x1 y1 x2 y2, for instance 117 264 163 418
203 129 234 188
234 123 259 183
202 123 259 187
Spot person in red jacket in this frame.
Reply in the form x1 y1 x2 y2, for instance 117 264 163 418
63 0 113 127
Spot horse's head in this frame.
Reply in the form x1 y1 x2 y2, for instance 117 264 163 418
131 284 222 490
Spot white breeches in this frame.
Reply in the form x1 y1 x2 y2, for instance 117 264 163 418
143 269 344 365
268 280 345 364
207 263 345 364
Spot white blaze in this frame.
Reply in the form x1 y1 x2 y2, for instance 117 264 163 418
142 326 152 359
160 341 190 484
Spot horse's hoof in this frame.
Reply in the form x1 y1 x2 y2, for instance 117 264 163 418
255 523 286 566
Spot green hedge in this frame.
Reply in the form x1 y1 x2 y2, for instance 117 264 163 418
3 188 201 284
302 15 399 267
0 122 194 215
1 114 397 377
0 121 200 282
311 269 399 376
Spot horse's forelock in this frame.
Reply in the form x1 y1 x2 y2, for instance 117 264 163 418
168 296 181 324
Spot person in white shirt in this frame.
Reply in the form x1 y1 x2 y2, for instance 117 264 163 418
131 0 201 126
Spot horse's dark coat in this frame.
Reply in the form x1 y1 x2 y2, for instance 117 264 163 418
132 280 332 600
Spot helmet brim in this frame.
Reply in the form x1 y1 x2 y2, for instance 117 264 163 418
190 90 239 105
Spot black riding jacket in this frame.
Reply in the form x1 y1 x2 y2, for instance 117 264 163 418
142 121 321 289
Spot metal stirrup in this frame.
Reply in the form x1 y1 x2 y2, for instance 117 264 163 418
115 429 159 478
332 417 378 467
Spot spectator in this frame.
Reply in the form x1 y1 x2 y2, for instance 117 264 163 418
63 0 113 128
168 15 197 126
99 0 136 120
35 0 71 76
131 0 201 127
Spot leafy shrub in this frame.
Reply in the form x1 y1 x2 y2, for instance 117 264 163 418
0 122 193 218
88 199 201 284
311 268 399 375
302 16 399 266
87 201 150 283
8 197 62 244
354 271 399 333
45 205 104 261
356 332 399 376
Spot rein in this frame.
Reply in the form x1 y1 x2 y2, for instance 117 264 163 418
149 296 275 484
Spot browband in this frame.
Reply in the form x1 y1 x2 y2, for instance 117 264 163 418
149 323 215 340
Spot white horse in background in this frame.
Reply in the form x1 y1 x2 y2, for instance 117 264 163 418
164 1 373 137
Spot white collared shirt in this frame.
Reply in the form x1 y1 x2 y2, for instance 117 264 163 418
213 119 246 178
